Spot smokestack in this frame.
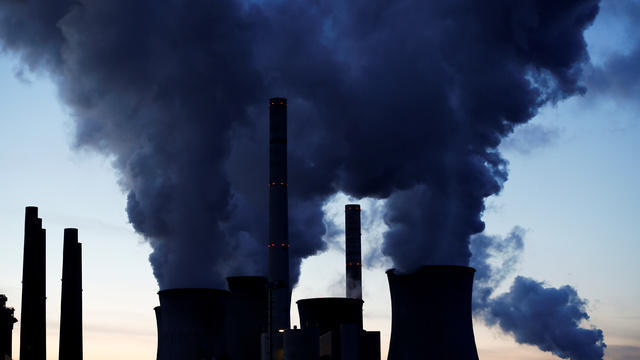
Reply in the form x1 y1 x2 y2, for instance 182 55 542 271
20 206 46 360
59 228 83 360
226 276 268 360
1 295 18 360
386 266 479 360
155 289 230 360
268 97 291 332
345 204 362 299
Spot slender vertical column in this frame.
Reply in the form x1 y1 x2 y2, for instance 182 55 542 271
59 228 83 360
345 204 362 299
268 97 291 332
20 206 46 360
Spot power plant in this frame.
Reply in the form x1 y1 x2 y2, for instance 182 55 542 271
150 98 478 359
4 98 480 360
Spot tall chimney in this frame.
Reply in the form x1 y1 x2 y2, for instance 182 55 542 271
268 97 291 332
386 266 479 360
20 206 46 360
345 204 362 299
59 228 83 360
1 295 18 360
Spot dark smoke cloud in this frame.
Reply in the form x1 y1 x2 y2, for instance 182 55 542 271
471 229 606 359
254 0 601 273
0 0 600 292
1 0 268 288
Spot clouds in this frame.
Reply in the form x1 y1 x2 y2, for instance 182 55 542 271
585 0 640 101
471 229 606 359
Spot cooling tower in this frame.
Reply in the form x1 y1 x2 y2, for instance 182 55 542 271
297 298 363 333
345 204 362 299
20 206 46 360
155 289 230 360
227 276 268 360
386 266 479 360
268 97 291 332
59 228 83 360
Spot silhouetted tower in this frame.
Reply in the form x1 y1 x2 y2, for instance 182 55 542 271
386 266 479 360
345 204 362 299
268 97 291 333
155 289 230 360
20 206 46 360
59 228 83 360
1 295 18 360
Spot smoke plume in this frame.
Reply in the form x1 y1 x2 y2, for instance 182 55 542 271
1 0 599 292
471 229 606 359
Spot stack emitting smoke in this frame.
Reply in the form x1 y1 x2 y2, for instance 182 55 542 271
268 97 291 332
59 228 83 360
20 206 46 360
345 205 362 300
386 266 479 360
154 277 268 360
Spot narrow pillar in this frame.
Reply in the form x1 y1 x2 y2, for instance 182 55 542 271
20 206 46 360
59 228 83 360
268 98 291 332
345 205 362 299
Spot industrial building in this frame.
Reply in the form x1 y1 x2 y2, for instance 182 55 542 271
1 295 17 360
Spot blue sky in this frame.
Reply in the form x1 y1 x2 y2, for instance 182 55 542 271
1 1 639 359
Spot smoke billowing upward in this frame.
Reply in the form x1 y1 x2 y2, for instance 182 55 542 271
1 0 599 291
471 229 606 359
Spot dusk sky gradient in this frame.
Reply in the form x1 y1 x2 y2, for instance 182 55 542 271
1 0 639 359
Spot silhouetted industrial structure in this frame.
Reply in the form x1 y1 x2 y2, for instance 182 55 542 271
386 266 479 360
11 208 85 360
20 206 46 360
8 98 485 360
268 97 291 335
59 228 83 360
227 276 269 360
152 99 382 360
155 289 230 360
1 295 17 360
345 204 362 299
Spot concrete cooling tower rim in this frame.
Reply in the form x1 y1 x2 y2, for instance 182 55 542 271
385 265 476 276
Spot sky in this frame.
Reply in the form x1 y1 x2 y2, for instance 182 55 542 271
0 1 639 359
